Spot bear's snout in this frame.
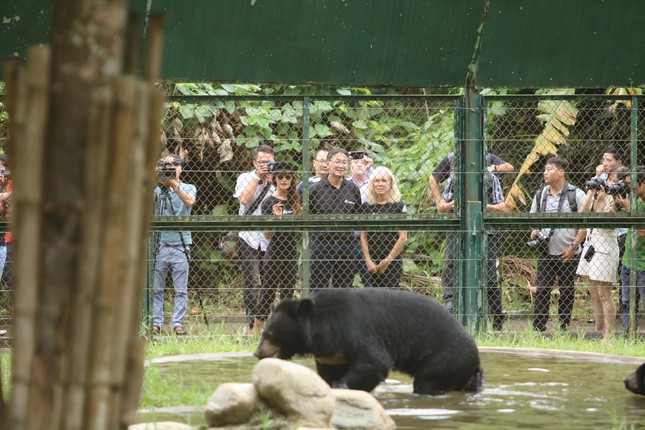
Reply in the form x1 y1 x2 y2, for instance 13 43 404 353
254 339 281 360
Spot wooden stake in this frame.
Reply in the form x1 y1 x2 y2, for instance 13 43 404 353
10 45 49 430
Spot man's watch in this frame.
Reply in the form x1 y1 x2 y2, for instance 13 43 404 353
570 242 579 251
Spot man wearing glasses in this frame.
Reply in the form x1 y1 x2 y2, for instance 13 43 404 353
309 147 361 291
298 149 329 194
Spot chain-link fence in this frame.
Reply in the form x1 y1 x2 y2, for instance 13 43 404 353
146 93 645 339
1 93 644 339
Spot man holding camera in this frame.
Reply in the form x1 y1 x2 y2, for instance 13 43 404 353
429 151 513 330
234 144 275 333
152 154 197 336
529 156 586 332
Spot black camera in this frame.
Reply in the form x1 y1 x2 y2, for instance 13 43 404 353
265 161 278 172
606 179 629 198
584 176 607 191
349 151 365 160
527 230 551 250
0 169 9 180
157 160 176 181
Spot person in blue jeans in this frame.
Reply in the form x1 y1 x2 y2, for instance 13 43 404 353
152 154 197 336
616 166 645 333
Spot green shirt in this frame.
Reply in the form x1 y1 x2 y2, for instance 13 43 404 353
622 199 645 271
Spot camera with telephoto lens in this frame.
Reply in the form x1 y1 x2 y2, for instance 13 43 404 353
349 150 365 160
157 160 176 181
527 229 551 250
606 179 629 198
584 176 607 191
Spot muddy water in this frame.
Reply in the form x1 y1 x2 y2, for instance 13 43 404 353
141 349 645 429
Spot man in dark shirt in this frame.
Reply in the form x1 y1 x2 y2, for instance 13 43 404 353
309 147 361 291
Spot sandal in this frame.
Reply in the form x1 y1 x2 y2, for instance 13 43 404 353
151 325 161 336
174 325 187 336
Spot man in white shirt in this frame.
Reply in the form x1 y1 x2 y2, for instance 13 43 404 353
234 144 275 333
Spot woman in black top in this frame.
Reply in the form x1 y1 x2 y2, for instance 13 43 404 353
360 167 408 288
258 164 302 321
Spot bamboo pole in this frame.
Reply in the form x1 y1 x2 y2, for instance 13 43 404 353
84 76 136 430
10 45 50 430
62 83 114 430
111 81 148 426
119 88 165 427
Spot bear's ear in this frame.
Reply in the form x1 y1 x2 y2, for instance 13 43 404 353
295 298 314 316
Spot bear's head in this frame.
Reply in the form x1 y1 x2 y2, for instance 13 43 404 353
624 362 645 395
253 297 313 360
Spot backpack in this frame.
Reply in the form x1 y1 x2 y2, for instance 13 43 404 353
534 183 578 213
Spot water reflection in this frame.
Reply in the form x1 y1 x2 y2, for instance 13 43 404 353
142 350 645 429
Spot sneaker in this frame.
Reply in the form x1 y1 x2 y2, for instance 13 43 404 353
174 325 187 336
151 325 161 336
0 329 6 336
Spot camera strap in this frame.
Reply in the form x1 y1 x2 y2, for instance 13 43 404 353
243 181 271 216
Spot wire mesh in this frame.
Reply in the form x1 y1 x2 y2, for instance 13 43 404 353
0 92 644 338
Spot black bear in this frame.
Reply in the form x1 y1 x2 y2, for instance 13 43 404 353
254 288 483 395
624 362 645 395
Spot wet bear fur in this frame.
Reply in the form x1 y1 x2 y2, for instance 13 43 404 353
254 288 483 395
624 362 645 395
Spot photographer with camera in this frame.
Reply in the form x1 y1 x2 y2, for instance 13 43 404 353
576 168 621 340
614 166 645 333
529 157 586 333
234 144 275 333
152 154 197 336
429 151 513 330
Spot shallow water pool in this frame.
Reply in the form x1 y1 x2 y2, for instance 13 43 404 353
141 349 645 429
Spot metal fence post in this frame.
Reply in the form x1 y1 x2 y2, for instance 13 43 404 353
627 96 639 339
458 88 484 331
301 96 311 296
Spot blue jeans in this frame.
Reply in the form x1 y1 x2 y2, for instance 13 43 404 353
153 245 189 327
619 265 645 332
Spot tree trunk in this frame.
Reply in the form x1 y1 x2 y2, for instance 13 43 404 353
4 1 164 429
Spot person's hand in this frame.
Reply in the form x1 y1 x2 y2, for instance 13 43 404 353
376 257 392 272
256 162 270 181
272 203 284 216
595 164 604 177
363 156 373 170
366 258 379 274
561 245 575 261
159 177 179 190
437 200 454 213
614 194 631 212
530 229 537 240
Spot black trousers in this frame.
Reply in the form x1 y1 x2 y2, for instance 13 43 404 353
239 238 264 325
533 253 580 331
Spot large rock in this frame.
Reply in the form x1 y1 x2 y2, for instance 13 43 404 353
205 383 260 427
128 422 194 430
331 389 395 430
252 358 334 428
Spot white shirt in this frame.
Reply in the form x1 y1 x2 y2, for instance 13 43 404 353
234 171 274 251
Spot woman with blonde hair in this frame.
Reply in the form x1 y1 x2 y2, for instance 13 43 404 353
359 167 408 288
